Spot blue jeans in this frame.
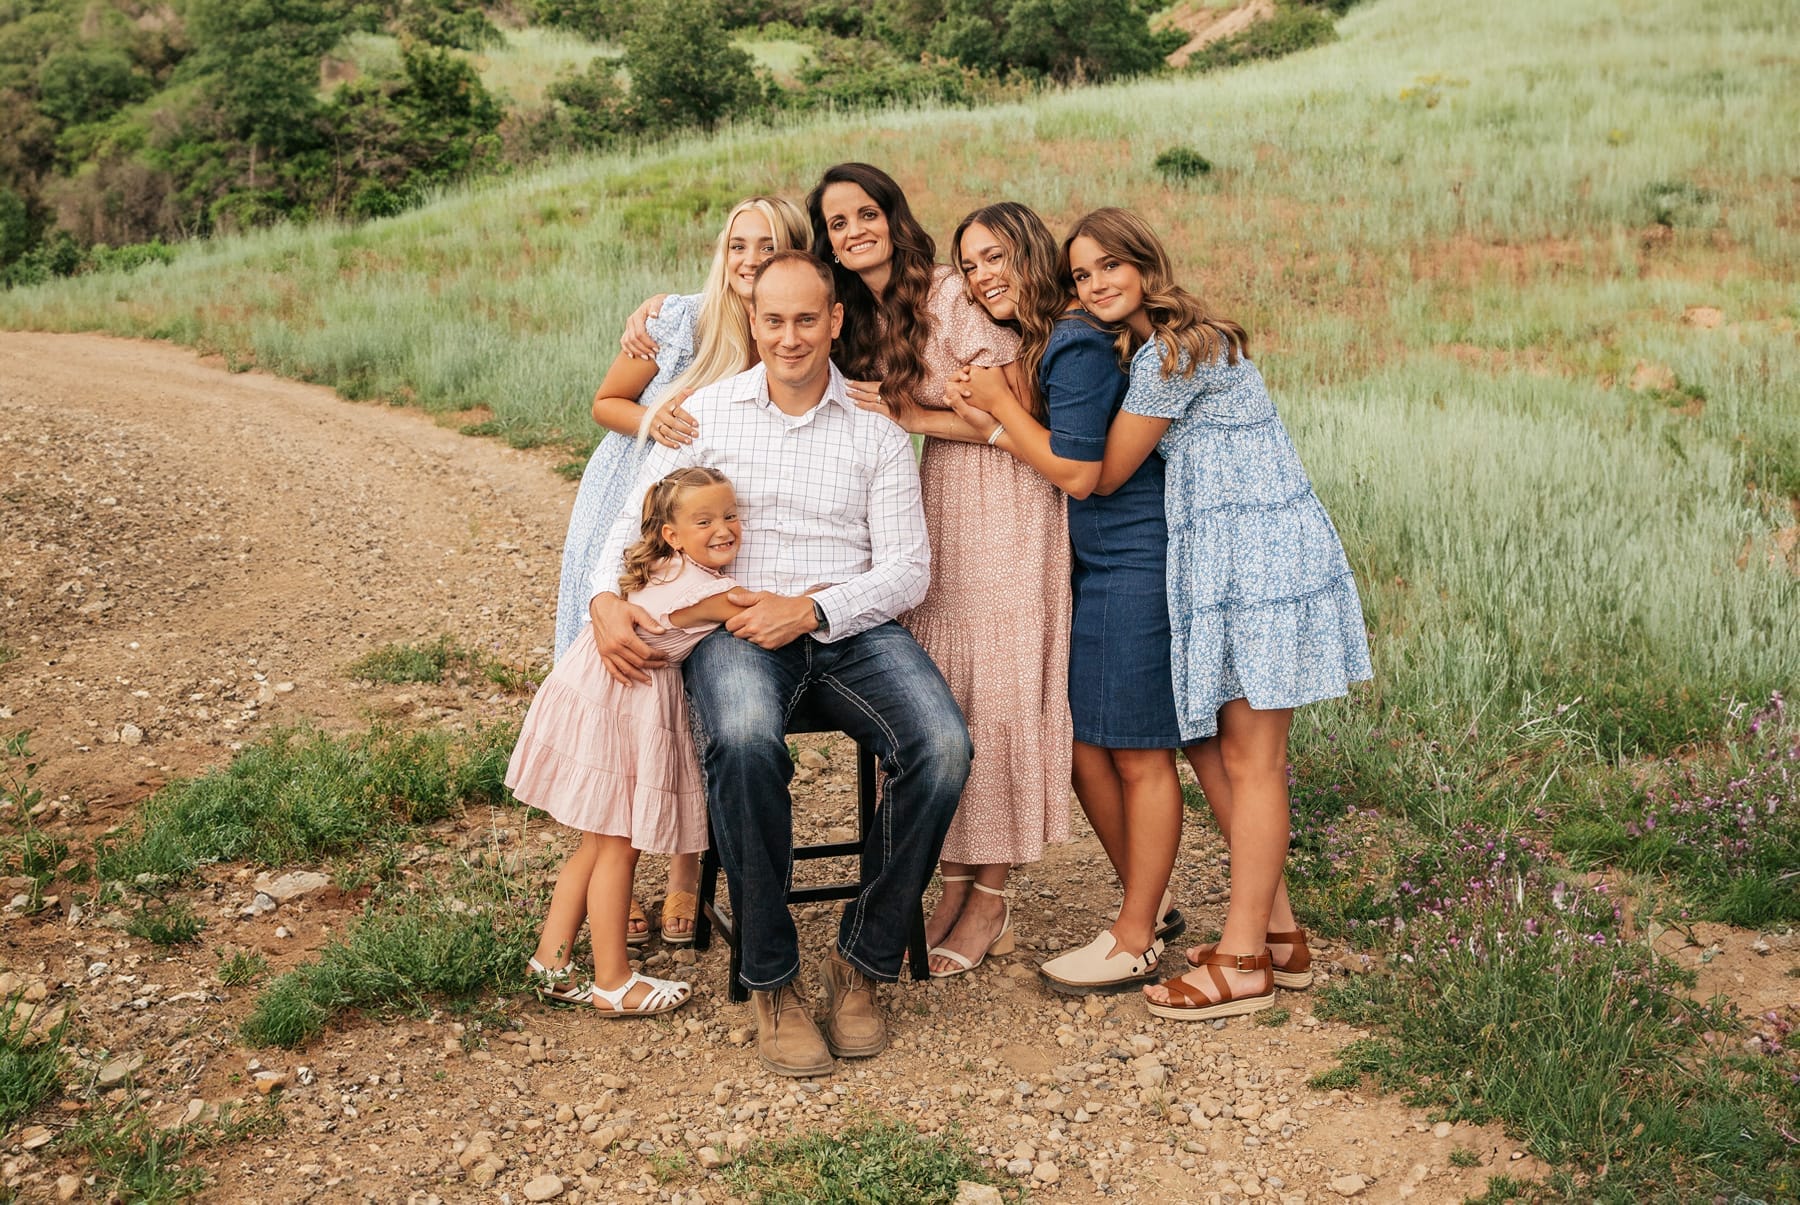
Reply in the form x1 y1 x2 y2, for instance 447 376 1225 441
684 622 972 990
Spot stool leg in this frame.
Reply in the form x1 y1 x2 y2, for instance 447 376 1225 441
695 845 718 952
728 937 747 1004
907 900 930 981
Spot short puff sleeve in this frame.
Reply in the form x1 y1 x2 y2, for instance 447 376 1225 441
1044 318 1124 463
928 270 1019 370
1122 337 1234 421
645 292 703 370
626 558 739 630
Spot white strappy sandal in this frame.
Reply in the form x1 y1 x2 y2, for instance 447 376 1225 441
528 957 589 1007
584 971 692 1018
927 882 1015 978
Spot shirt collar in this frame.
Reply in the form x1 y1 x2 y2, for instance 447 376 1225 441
740 360 857 416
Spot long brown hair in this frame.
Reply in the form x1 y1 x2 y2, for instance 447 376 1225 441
806 163 936 411
1062 207 1249 378
951 201 1065 422
618 466 733 596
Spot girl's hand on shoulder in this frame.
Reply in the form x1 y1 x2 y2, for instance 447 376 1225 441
620 293 671 360
648 388 698 448
845 378 889 416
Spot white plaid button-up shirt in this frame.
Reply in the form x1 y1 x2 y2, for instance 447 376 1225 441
590 361 930 641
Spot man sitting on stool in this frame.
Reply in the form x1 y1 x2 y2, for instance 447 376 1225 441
587 250 972 1077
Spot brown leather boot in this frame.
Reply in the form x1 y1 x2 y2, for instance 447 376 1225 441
751 984 834 1078
820 953 888 1058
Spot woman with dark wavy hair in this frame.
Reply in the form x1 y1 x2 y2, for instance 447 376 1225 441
801 171 1074 978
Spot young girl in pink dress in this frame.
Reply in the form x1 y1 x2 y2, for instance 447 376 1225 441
507 466 743 1016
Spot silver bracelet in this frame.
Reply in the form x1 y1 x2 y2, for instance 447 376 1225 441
987 424 1005 447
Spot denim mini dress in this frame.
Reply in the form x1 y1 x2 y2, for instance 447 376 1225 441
1047 314 1182 750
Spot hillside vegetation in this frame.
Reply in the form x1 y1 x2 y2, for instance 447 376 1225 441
0 0 1220 278
4 0 1798 1193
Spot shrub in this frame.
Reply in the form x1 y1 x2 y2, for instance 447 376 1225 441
929 0 1181 83
1154 145 1212 181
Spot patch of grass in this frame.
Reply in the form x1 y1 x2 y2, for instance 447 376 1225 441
1306 1065 1361 1091
126 899 207 946
216 950 268 988
0 644 15 667
96 723 519 885
1449 1146 1482 1168
240 865 541 1049
724 1116 1013 1205
0 995 64 1129
348 636 457 683
1311 820 1799 1200
0 731 72 914
348 636 543 693
647 1149 690 1183
1553 694 1798 926
67 1097 283 1204
1256 1007 1291 1027
553 459 587 481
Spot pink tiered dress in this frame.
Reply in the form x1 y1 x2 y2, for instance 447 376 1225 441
505 556 737 854
904 266 1073 866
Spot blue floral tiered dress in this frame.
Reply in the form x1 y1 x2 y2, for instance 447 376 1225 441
553 294 702 660
1123 337 1372 743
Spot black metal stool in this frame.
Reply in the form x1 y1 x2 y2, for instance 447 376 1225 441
693 714 931 1003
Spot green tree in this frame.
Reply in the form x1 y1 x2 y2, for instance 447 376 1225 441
928 0 1176 81
532 0 632 41
184 0 343 155
622 0 761 131
543 57 634 150
325 45 502 218
35 47 148 127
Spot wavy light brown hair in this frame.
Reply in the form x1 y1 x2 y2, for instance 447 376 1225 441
1062 207 1249 378
668 196 813 398
951 201 1066 422
618 466 734 597
806 163 937 411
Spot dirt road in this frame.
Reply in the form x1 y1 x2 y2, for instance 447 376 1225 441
0 332 1579 1202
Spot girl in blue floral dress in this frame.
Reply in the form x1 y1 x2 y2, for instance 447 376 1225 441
550 195 810 947
1071 208 1372 1022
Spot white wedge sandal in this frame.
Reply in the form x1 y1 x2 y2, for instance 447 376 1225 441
926 882 1015 978
584 971 692 1018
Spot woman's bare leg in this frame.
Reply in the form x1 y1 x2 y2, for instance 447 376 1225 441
1148 703 1292 1007
1105 747 1182 957
1182 737 1297 963
926 861 1011 974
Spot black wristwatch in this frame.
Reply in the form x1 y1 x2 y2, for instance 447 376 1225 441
811 599 829 636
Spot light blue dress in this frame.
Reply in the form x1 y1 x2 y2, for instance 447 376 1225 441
1123 337 1372 743
553 293 702 660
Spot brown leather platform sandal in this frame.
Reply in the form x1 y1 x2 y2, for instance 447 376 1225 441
1146 948 1275 1022
1187 926 1313 989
